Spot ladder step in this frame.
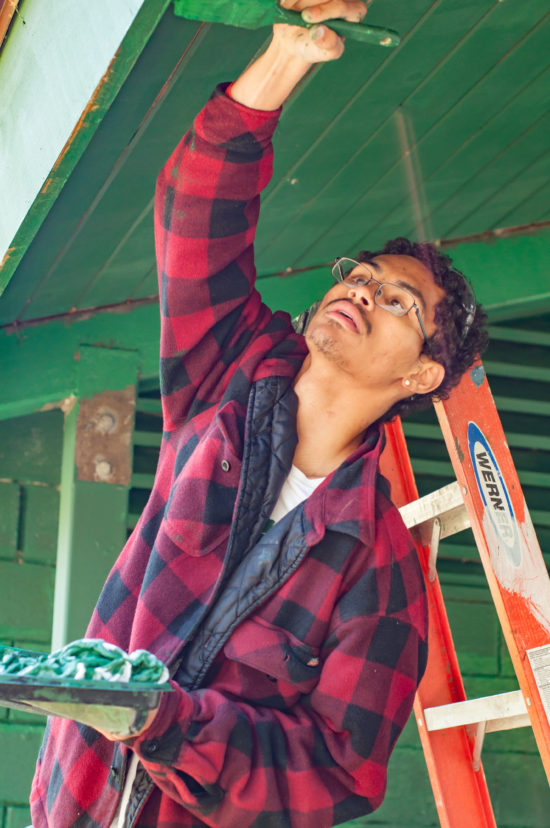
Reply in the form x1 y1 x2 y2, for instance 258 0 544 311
399 480 470 545
424 690 529 733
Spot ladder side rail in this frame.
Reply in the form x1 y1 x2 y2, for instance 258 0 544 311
382 420 497 828
434 358 550 783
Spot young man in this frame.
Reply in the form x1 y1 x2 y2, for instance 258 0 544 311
31 2 488 826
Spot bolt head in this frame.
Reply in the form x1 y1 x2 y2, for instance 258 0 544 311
95 458 113 480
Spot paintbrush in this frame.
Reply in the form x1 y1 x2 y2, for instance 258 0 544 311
173 1 400 47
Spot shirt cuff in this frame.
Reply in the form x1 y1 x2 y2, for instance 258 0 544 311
127 680 194 765
195 83 281 148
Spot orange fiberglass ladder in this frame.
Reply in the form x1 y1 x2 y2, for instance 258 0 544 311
380 357 550 827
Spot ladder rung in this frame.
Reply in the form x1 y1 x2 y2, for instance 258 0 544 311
424 690 529 733
399 481 470 545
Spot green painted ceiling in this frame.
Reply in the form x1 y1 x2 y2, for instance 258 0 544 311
0 0 549 327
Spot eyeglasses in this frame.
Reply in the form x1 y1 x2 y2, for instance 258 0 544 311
332 257 429 345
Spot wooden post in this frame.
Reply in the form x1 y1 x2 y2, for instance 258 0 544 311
52 346 138 647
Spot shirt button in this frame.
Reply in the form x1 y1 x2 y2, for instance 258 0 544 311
143 739 160 756
221 459 231 472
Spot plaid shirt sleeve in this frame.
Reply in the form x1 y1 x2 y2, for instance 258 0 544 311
127 523 427 826
155 84 281 431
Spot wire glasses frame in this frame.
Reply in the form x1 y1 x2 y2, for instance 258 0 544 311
332 258 477 348
332 257 430 345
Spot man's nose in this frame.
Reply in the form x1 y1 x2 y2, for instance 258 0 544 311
347 282 376 309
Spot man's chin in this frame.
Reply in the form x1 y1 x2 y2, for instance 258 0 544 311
306 328 348 368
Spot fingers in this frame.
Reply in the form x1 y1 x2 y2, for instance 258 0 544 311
306 24 346 60
283 0 367 22
272 19 345 63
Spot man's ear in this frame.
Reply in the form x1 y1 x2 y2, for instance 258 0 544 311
407 357 445 396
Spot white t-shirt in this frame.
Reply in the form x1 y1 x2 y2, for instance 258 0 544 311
110 464 326 826
269 464 326 523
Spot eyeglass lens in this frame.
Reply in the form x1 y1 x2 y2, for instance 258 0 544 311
333 258 414 317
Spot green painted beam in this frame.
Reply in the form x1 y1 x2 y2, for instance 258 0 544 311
483 359 550 383
134 430 162 448
0 301 160 420
135 398 162 414
0 0 171 297
52 349 138 648
131 472 156 490
530 511 550 528
488 326 550 347
444 229 550 320
493 395 550 417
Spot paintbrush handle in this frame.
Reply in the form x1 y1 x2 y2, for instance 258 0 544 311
274 7 400 47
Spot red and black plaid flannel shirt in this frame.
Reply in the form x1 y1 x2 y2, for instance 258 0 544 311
31 85 428 828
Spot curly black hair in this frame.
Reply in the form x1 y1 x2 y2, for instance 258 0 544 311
356 237 489 424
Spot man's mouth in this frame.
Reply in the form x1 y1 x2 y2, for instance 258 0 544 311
324 299 368 334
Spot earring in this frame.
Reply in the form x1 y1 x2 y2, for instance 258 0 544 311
404 379 411 387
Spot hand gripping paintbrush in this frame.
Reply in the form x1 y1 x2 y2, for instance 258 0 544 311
173 1 400 47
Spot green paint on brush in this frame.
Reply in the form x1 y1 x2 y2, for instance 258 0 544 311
173 0 400 46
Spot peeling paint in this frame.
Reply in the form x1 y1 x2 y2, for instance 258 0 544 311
40 395 77 415
39 176 56 195
0 477 53 487
60 395 77 414
0 245 17 272
470 364 485 387
40 59 118 195
481 502 550 636
454 436 464 463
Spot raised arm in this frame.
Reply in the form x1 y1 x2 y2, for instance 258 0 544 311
156 1 367 429
230 0 367 110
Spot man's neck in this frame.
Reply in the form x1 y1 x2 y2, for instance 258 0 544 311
292 355 393 478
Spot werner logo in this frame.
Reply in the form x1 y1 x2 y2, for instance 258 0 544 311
467 422 521 566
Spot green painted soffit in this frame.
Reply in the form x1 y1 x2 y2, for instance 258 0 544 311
2 0 548 324
0 0 171 296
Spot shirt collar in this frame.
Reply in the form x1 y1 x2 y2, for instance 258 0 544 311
303 422 385 548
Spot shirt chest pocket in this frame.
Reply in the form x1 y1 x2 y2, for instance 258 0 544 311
224 617 322 695
163 429 241 557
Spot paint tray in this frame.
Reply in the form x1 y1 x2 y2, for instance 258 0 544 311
0 646 172 729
